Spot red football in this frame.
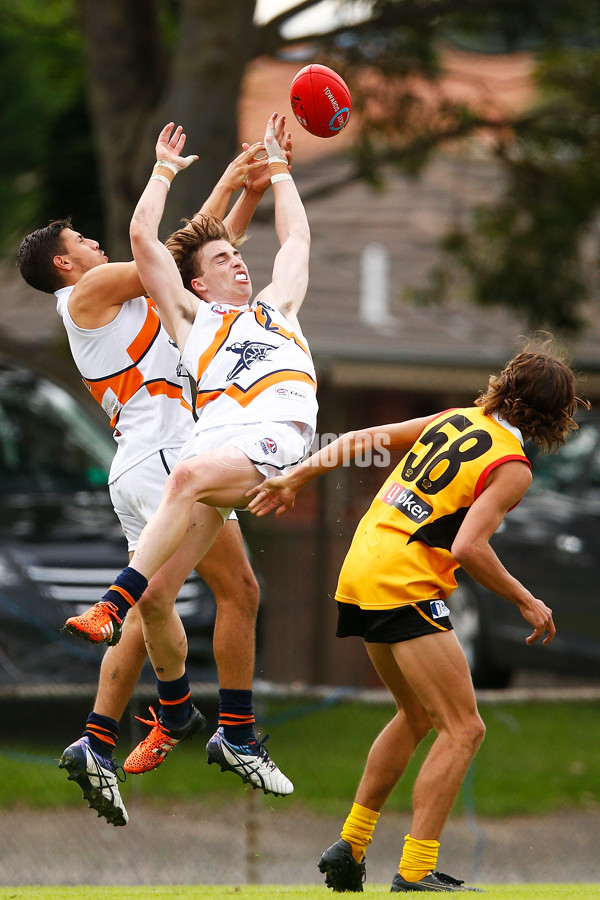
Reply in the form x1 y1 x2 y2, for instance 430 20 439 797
290 64 352 138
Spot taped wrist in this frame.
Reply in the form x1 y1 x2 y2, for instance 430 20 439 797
150 160 181 190
268 157 292 184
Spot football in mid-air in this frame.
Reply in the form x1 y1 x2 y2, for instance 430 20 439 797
290 64 352 138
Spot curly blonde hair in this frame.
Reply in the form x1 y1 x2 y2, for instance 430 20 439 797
165 214 245 293
475 336 589 452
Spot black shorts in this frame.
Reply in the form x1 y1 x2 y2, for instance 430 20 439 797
336 599 453 644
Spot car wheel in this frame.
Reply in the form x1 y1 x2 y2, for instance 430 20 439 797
451 581 512 689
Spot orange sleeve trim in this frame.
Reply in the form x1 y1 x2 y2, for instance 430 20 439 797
410 602 449 632
109 585 137 608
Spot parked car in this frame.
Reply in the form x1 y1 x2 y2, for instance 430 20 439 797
451 412 600 687
0 357 248 684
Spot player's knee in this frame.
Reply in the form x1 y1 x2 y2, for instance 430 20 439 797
165 461 201 503
238 567 260 617
472 715 486 749
138 575 175 620
215 567 260 621
459 715 486 755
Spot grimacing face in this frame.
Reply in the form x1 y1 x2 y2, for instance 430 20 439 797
192 240 252 306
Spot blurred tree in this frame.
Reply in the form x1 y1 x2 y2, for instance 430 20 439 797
0 0 101 251
4 0 600 331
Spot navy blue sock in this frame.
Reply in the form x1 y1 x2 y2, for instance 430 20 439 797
218 688 256 746
101 566 148 619
157 673 192 730
83 712 119 759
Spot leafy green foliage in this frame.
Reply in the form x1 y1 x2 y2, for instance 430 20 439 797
4 0 600 331
424 48 600 333
319 2 600 333
0 0 101 251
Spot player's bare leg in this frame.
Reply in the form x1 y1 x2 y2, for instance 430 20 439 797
386 631 485 892
196 519 259 690
58 604 147 827
121 505 225 775
391 631 485 841
200 520 293 796
131 446 264 582
318 644 433 890
355 643 434 813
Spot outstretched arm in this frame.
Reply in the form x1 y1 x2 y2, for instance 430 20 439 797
451 461 555 645
247 414 438 517
189 142 265 223
225 119 292 236
166 116 291 244
130 124 198 347
255 113 310 327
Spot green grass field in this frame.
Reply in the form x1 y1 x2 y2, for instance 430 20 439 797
2 885 600 899
2 699 599 817
2 698 599 894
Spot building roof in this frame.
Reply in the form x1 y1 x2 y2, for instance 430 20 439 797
240 147 600 395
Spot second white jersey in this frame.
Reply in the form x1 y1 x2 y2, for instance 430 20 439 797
181 298 318 437
56 285 193 483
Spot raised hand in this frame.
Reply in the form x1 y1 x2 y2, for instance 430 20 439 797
264 112 287 161
155 123 198 171
243 114 292 195
221 142 267 194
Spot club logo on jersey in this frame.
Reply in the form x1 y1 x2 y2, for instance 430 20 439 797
381 481 433 523
259 438 278 454
430 600 450 619
226 340 277 380
211 303 238 316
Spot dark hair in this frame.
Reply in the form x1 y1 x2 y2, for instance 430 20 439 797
475 335 589 452
16 219 72 294
165 214 243 292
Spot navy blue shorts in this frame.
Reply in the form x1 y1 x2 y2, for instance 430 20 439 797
336 599 453 643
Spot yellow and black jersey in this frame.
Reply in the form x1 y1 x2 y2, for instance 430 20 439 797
335 407 530 610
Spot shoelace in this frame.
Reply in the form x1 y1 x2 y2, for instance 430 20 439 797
88 747 126 791
97 600 123 624
244 733 277 771
134 706 177 746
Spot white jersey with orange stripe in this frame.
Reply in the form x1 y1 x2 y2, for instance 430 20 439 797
180 298 318 438
56 285 193 484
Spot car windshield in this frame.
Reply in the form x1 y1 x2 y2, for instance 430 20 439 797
0 370 113 494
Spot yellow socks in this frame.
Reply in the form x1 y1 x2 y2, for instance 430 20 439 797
340 802 380 863
399 833 440 882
